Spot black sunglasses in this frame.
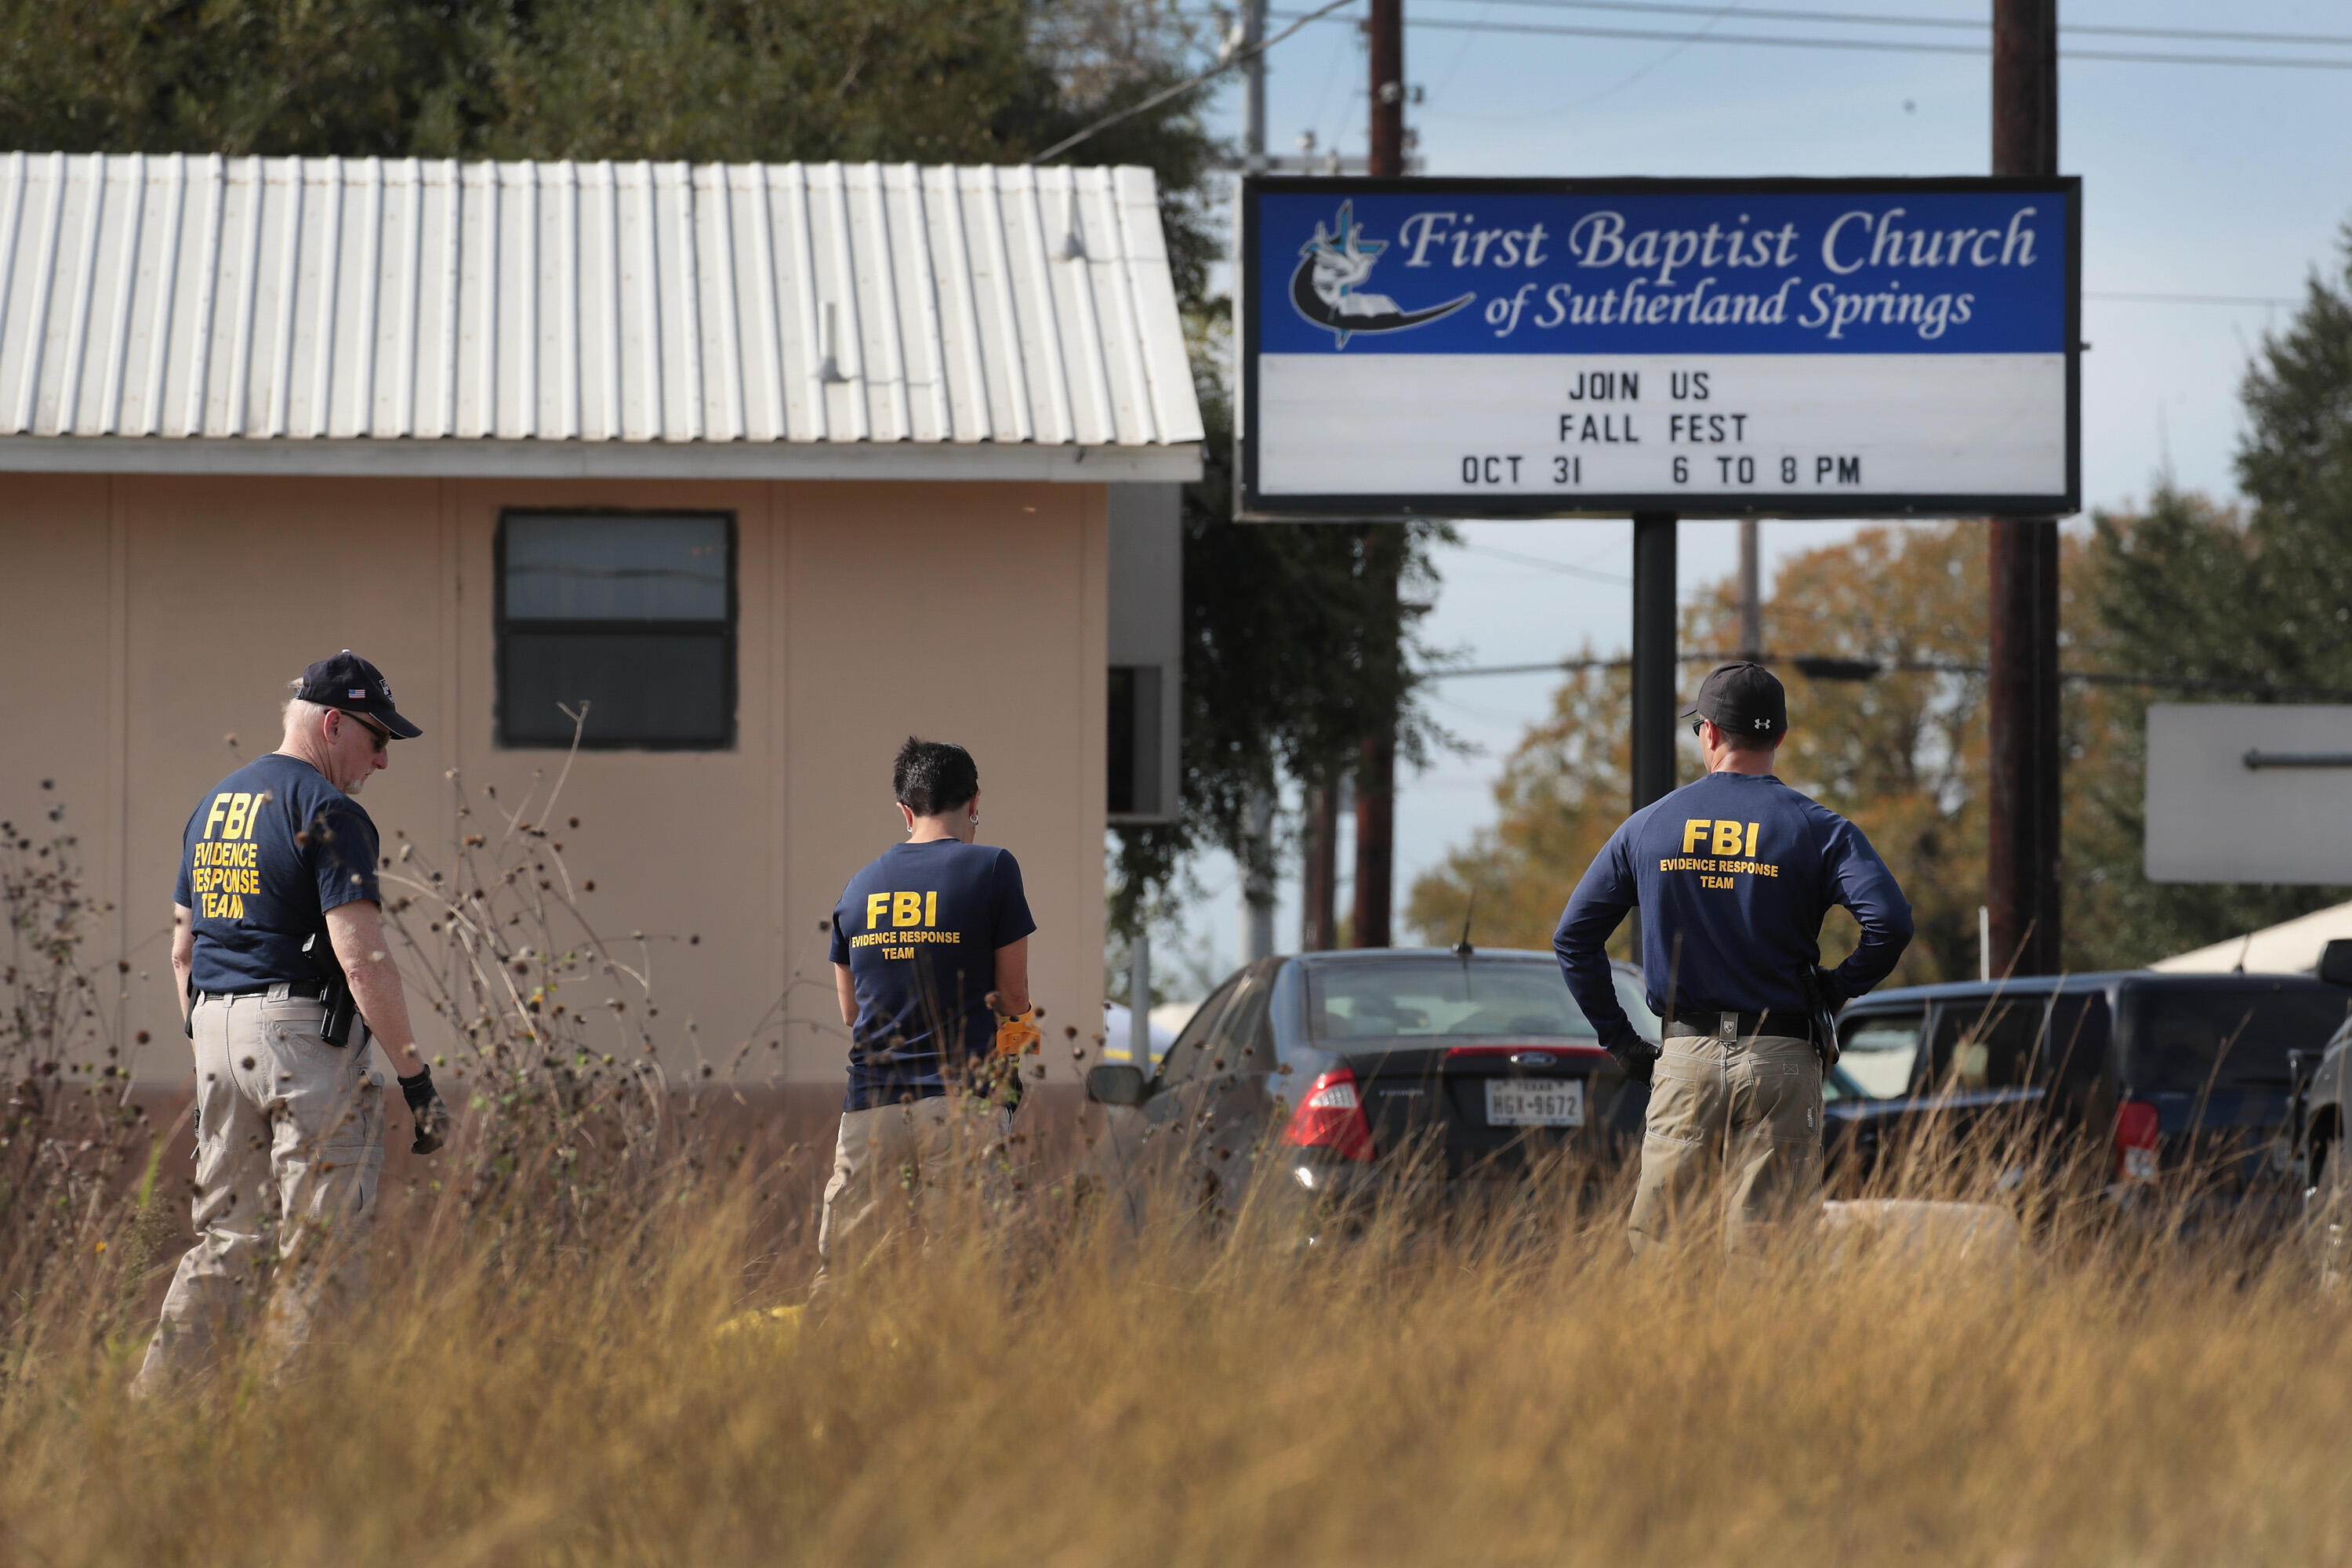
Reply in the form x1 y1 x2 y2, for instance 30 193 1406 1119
346 712 394 751
1690 717 1708 739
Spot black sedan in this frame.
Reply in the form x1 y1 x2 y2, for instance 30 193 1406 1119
1081 946 1662 1225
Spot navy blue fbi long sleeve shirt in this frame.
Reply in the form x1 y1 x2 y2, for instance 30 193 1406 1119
1554 771 1913 1054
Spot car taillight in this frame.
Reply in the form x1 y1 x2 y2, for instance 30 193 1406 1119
1282 1069 1375 1162
2115 1100 2160 1183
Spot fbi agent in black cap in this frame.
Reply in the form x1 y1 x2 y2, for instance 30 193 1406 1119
1553 661 1914 1258
135 652 447 1391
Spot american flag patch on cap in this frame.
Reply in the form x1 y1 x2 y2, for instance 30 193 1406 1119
348 688 366 699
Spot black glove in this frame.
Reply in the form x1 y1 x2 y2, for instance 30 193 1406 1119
1610 1039 1661 1087
397 1065 451 1156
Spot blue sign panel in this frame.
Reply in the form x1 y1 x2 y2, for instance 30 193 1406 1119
1240 176 2079 520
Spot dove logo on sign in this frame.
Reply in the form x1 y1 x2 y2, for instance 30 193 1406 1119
1290 201 1475 349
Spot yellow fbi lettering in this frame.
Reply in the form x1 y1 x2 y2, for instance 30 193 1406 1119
1682 818 1761 858
858 890 949 960
865 890 940 930
194 790 272 917
201 790 271 843
1664 821 1779 890
191 840 261 916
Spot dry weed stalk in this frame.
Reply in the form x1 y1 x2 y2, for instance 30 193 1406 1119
373 716 693 1236
0 786 173 1352
371 712 849 1246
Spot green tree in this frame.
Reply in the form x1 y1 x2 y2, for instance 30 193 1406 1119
2074 489 2352 965
0 0 1220 301
2066 230 2352 964
0 0 493 155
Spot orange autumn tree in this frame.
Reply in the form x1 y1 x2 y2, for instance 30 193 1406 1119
1407 521 2120 984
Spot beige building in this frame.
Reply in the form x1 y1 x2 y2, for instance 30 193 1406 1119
0 152 1200 1083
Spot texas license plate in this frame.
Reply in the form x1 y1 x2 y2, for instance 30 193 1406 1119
1486 1077 1584 1127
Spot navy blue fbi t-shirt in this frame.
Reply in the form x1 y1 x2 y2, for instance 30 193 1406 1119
174 753 383 995
829 840 1036 1112
1553 771 1912 1055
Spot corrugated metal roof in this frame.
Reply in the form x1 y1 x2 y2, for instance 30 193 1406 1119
0 151 1202 475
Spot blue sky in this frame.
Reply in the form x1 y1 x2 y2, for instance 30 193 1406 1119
1139 0 2352 993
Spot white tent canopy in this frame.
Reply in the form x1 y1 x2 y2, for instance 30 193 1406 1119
2151 899 2352 975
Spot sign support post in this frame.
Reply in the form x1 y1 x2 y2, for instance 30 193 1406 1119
1631 511 1679 817
1350 0 1407 951
1988 0 2063 978
1630 510 1679 963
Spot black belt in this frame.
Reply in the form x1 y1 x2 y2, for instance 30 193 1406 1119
1664 1008 1814 1044
208 980 327 1000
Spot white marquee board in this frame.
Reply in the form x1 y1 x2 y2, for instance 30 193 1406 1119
1239 176 2081 520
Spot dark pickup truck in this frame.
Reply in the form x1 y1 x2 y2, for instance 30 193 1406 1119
1827 970 2352 1223
2283 942 2352 1280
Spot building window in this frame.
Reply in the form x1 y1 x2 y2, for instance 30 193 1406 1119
497 512 735 750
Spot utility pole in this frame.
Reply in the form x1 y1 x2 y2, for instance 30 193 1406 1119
1351 0 1406 950
1302 783 1339 949
1988 0 2062 978
1241 0 1267 171
1236 0 1278 962
1352 529 1400 949
1367 0 1405 176
1737 519 1762 662
1627 510 1679 961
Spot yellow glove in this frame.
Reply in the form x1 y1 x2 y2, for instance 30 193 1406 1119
994 1008 1041 1058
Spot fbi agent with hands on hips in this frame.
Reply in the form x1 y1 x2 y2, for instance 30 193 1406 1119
135 652 451 1391
1555 662 1912 1258
818 738 1036 1295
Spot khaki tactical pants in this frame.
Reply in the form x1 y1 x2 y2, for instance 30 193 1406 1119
813 1093 1011 1296
1627 1027 1823 1259
133 989 386 1390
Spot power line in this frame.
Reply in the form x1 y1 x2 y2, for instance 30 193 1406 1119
1457 542 1632 586
1424 652 2352 702
1420 0 2352 53
1428 656 1634 677
1029 0 1360 165
2086 291 2298 308
1261 6 2352 70
1793 657 2352 702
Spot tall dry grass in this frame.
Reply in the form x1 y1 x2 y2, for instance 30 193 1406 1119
3 1134 2352 1566
13 777 2352 1563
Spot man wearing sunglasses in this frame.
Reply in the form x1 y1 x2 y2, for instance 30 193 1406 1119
135 652 449 1391
1553 660 1912 1261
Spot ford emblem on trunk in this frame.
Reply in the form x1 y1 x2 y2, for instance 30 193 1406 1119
1511 1051 1555 1067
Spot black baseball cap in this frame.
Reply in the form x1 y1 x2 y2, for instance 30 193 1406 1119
297 650 423 739
1681 661 1787 741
